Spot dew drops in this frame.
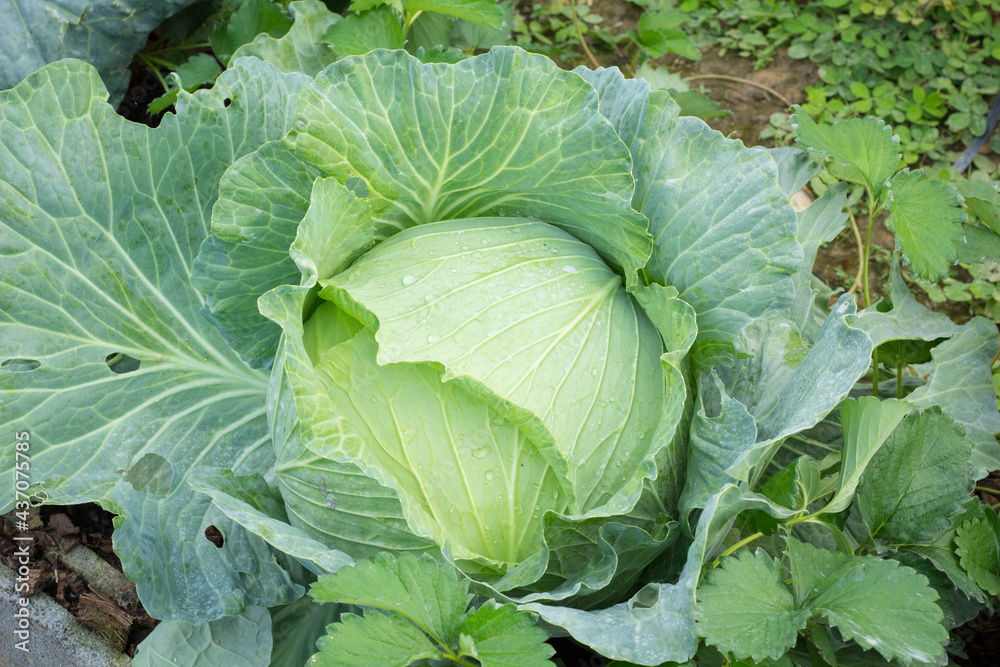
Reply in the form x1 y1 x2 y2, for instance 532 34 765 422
485 471 495 481
562 265 577 273
402 275 416 286
471 446 489 459
424 295 436 303
427 334 440 344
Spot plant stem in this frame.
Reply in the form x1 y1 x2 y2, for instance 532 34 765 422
862 195 880 396
976 485 1000 496
571 7 600 70
847 208 865 295
136 53 171 93
991 340 1000 368
682 74 794 108
897 359 904 399
714 531 764 565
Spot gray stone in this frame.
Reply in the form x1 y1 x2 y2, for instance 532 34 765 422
0 561 130 667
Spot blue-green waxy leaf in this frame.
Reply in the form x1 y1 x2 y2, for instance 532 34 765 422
522 485 796 665
856 409 974 545
791 108 900 201
693 550 808 662
188 468 356 576
132 606 272 667
722 295 875 487
0 0 200 106
286 47 653 288
854 255 961 348
822 396 911 514
884 169 966 282
577 67 802 364
0 59 308 622
905 316 1000 475
327 218 665 516
231 1 340 76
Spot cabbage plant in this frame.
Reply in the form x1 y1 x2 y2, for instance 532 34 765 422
2 37 999 666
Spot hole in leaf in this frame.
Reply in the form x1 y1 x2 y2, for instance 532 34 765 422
1 358 40 372
205 526 224 548
106 353 141 374
122 453 173 495
223 97 232 107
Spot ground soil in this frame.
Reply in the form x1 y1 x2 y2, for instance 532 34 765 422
0 505 158 657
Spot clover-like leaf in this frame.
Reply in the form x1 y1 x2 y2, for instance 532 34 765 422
459 603 557 667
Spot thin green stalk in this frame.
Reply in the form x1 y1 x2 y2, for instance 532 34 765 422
713 531 764 566
862 195 880 396
897 358 904 399
976 485 1000 496
136 53 171 94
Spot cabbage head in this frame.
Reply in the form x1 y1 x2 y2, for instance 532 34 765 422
196 45 813 606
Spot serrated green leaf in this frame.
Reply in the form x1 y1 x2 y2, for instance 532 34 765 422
822 397 911 514
231 0 340 76
792 108 899 200
322 7 405 56
132 606 272 667
785 536 849 608
955 519 1000 595
218 0 292 60
459 603 556 667
310 553 471 642
405 0 504 27
693 549 808 662
885 170 966 282
812 557 946 665
310 611 442 666
856 409 974 544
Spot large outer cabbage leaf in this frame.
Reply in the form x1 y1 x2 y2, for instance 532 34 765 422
0 58 308 622
0 0 199 106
